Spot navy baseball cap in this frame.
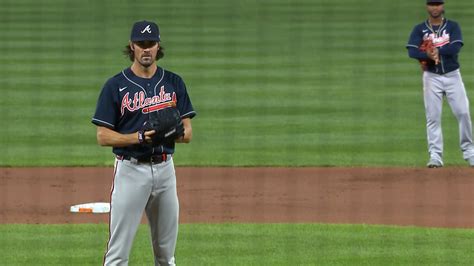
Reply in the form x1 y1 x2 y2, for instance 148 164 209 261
130 21 160 42
427 0 444 4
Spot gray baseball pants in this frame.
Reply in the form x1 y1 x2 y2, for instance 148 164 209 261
423 69 474 162
104 157 178 266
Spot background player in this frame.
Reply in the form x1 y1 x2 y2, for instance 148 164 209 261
92 20 196 265
406 0 474 168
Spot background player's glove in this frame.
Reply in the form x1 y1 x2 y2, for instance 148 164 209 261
140 104 185 146
419 39 439 69
419 39 433 53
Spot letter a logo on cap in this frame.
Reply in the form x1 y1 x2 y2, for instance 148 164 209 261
131 21 160 41
141 25 152 34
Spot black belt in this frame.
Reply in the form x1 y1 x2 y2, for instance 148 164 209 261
116 154 170 164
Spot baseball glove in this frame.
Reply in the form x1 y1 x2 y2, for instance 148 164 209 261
418 39 433 70
419 39 439 69
419 39 434 53
139 104 184 146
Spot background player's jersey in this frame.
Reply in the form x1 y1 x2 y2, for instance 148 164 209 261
92 66 196 158
406 19 463 74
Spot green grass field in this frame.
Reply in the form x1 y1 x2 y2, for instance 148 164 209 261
2 0 474 167
2 1 474 265
1 223 473 265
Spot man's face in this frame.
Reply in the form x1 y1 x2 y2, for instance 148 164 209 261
427 3 444 19
131 41 159 67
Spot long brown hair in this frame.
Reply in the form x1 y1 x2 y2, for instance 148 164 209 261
123 43 165 62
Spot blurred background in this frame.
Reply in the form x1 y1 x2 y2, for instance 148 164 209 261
2 0 474 167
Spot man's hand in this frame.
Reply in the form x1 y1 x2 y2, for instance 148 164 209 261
427 47 439 65
138 130 156 144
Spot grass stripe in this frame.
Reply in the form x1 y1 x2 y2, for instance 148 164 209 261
0 223 472 265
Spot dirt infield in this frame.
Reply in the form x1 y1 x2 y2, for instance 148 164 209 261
1 167 473 228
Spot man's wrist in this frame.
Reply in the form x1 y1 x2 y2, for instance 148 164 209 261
138 130 145 144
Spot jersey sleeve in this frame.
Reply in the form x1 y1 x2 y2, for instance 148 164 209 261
175 77 196 119
406 24 423 49
449 21 463 46
91 79 120 129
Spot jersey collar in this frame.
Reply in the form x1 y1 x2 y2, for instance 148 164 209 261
125 66 162 81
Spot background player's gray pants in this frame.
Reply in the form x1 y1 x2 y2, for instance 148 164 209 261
104 158 178 266
423 69 474 162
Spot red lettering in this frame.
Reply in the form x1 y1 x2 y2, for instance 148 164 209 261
120 87 174 115
121 92 131 115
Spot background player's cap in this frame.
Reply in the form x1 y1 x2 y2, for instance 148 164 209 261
426 0 444 4
130 20 160 42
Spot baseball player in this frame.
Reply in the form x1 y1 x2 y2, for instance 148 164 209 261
92 20 196 265
406 0 474 168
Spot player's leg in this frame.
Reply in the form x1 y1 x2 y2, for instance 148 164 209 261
145 158 179 266
444 69 474 160
104 160 153 265
423 71 445 166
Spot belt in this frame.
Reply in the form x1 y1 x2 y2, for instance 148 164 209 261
116 154 170 165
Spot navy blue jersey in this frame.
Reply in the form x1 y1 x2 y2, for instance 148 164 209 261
92 67 196 158
406 19 463 74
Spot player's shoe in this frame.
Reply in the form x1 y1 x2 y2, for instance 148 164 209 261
427 158 443 168
467 157 474 167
